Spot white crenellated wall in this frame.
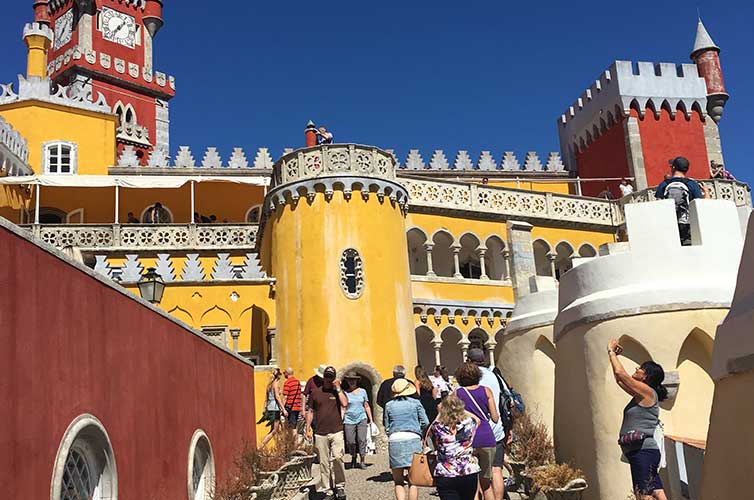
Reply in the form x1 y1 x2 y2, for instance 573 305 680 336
552 198 745 500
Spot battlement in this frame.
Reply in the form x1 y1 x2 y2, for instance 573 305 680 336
555 199 747 335
116 145 274 171
393 150 565 173
0 75 111 114
0 115 32 176
558 60 709 171
23 22 53 41
48 0 147 13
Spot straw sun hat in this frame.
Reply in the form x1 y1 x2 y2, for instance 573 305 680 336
391 378 417 398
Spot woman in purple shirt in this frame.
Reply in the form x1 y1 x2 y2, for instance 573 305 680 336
454 362 500 500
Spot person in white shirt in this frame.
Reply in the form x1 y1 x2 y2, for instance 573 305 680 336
429 365 451 400
619 178 635 197
467 348 510 500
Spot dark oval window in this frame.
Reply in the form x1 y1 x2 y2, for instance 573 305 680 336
340 248 364 299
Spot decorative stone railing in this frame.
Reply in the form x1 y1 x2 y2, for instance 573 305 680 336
23 223 259 250
404 177 620 227
0 116 32 176
272 144 396 187
393 150 566 173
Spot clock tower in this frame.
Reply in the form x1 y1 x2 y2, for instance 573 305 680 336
41 0 175 165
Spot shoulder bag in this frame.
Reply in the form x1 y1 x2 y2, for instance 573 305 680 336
409 423 437 487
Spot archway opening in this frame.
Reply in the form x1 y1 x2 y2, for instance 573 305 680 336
415 326 435 372
459 233 481 279
533 239 552 277
432 231 454 277
673 328 714 440
440 327 463 375
485 236 507 280
407 228 429 275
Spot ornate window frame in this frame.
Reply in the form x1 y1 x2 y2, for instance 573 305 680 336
339 248 365 299
245 204 262 223
43 140 78 174
50 414 118 500
187 430 215 500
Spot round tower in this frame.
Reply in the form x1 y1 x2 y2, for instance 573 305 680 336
262 144 415 380
32 0 50 26
23 22 53 79
691 18 728 123
143 0 165 38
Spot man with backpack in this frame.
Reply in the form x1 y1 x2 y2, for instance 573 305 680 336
655 157 704 246
468 348 519 500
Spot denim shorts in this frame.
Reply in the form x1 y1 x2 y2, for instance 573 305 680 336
388 437 422 469
626 448 663 494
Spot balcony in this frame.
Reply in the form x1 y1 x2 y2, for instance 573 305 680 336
21 223 259 251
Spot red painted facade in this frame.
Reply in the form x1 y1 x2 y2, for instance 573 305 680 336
633 108 710 186
574 117 630 198
0 222 256 499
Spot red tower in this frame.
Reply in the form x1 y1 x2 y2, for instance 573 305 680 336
43 0 174 165
691 19 728 124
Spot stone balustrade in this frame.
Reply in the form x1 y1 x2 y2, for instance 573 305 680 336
0 115 32 176
22 223 258 250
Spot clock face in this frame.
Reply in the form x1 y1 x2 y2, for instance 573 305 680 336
54 9 74 50
101 7 138 48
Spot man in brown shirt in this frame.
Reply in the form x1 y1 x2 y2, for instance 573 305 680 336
306 366 348 500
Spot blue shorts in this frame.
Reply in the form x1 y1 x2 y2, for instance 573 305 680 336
626 448 663 494
388 437 422 469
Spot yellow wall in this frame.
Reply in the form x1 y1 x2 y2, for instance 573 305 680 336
530 226 615 253
411 279 513 304
0 101 116 175
267 190 416 379
122 279 275 356
487 179 574 195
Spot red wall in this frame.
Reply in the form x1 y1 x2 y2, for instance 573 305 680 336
633 108 710 186
0 221 256 499
574 117 631 198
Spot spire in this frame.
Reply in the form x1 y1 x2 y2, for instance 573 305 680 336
691 18 720 59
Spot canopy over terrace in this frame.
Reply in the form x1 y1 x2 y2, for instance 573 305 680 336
0 175 271 224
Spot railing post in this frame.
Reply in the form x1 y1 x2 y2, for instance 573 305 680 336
113 223 121 247
576 176 582 196
189 224 198 246
424 242 436 277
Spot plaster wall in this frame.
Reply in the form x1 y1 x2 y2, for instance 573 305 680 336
573 117 631 198
0 101 117 175
269 190 416 379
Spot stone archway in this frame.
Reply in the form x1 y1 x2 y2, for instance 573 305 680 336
337 361 385 443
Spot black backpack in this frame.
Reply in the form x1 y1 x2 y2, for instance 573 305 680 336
663 178 691 224
492 367 525 433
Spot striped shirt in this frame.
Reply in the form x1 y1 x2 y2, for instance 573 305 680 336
282 377 302 411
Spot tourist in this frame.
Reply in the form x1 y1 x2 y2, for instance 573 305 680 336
430 365 451 400
454 362 499 500
429 394 481 500
282 367 303 441
607 339 668 500
710 160 736 180
377 365 413 409
654 157 704 246
619 178 635 197
306 366 348 500
317 126 334 145
384 378 429 500
209 214 217 223
144 202 166 223
258 367 287 448
343 372 373 469
598 185 615 200
414 366 439 422
467 348 510 500
126 211 139 224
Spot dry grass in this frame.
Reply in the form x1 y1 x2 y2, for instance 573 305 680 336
529 463 585 493
213 430 314 500
508 412 555 468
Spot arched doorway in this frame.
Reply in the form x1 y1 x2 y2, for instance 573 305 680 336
673 328 714 439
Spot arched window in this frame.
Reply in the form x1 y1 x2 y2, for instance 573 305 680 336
533 239 552 277
52 414 118 500
554 241 575 279
140 203 174 223
340 248 364 299
458 233 481 279
246 205 262 223
484 236 507 280
43 141 77 174
431 231 454 278
578 244 597 258
188 430 215 500
407 228 428 275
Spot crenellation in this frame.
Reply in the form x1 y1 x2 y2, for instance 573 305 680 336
429 150 449 170
174 146 196 168
477 151 496 171
453 151 474 170
252 148 273 169
523 152 543 171
201 147 223 168
500 152 520 171
405 150 425 170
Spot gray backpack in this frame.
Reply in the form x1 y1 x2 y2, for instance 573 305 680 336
664 179 691 224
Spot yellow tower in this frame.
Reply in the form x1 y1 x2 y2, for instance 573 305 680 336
260 144 416 381
23 22 53 79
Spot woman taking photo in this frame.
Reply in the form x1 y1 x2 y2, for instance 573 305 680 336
608 339 668 500
343 372 374 469
257 367 287 448
384 378 429 500
454 362 499 500
430 394 481 500
414 366 439 422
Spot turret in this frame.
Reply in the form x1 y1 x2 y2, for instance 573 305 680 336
23 22 53 79
32 0 50 26
143 0 165 38
691 18 728 123
305 121 318 147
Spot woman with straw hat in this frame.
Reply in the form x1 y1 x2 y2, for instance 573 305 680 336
384 378 429 500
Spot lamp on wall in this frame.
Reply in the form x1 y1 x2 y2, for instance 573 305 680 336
137 267 165 304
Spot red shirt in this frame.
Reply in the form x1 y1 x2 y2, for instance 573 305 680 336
282 377 302 411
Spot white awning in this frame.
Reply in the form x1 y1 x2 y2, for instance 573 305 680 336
0 174 270 188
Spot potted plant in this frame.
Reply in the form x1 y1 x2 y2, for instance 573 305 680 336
527 463 588 500
507 412 555 492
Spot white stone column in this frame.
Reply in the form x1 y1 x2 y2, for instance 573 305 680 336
230 328 241 353
459 337 470 361
478 247 489 280
502 250 511 281
451 244 462 278
425 242 436 277
547 252 557 277
486 340 497 366
266 327 277 364
431 338 443 366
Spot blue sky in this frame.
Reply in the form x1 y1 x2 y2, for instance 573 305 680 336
1 1 752 184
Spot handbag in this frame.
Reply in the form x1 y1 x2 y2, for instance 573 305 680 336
408 432 436 487
618 430 647 446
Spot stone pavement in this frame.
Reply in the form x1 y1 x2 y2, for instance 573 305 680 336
310 452 526 500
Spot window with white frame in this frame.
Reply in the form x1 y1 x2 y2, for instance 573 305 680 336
44 141 77 174
188 430 215 500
